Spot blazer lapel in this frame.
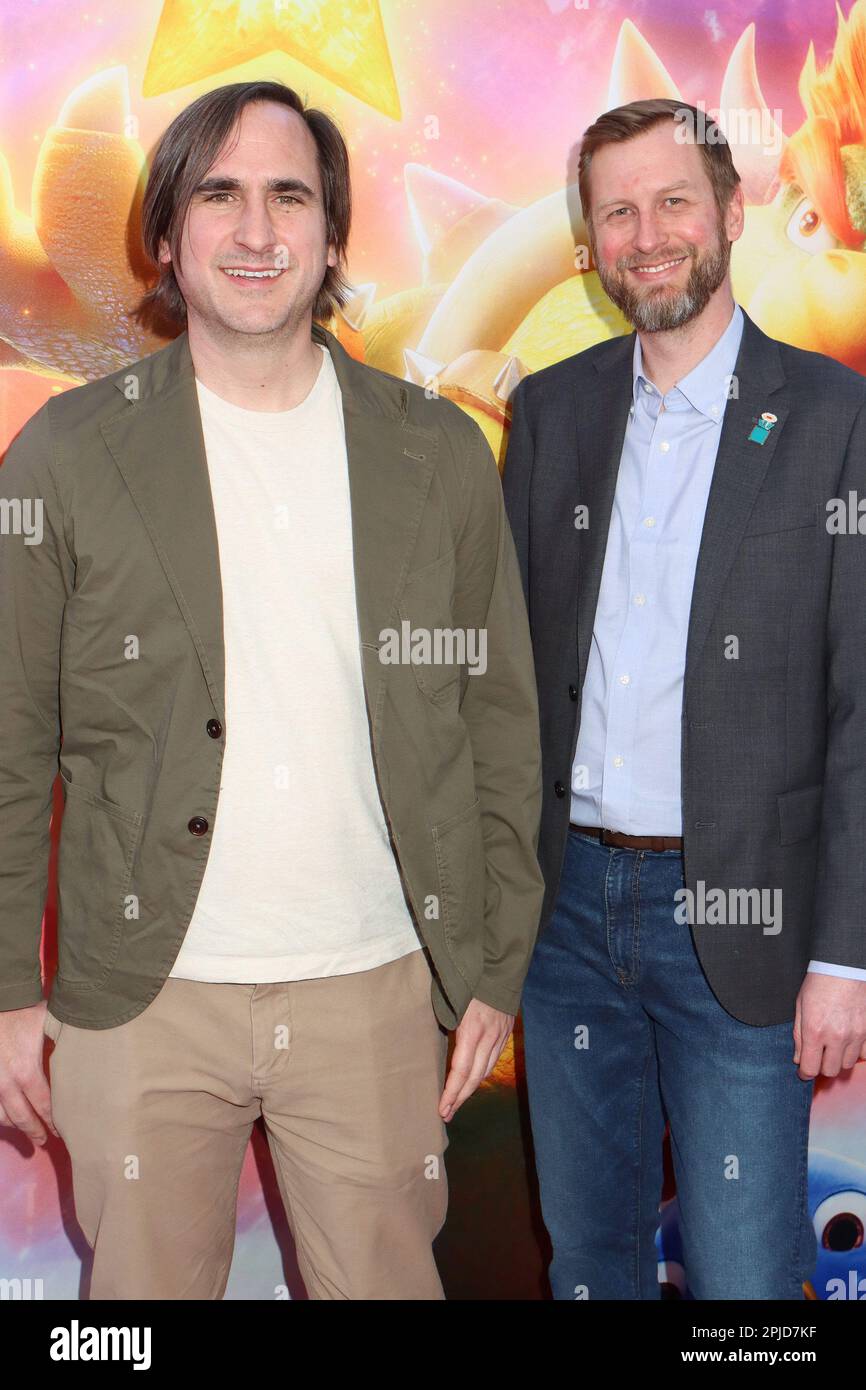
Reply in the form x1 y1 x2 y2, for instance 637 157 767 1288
682 309 788 705
101 324 435 739
319 324 437 736
575 329 635 687
101 334 227 721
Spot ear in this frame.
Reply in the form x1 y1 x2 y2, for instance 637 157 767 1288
327 241 338 270
726 185 745 243
157 237 172 266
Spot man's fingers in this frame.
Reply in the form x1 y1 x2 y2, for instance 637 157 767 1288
0 1085 48 1146
442 1057 488 1118
439 1029 506 1118
796 1038 825 1080
27 1070 59 1139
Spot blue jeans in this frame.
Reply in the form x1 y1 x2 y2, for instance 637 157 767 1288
521 827 816 1300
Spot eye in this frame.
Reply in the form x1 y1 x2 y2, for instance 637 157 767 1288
665 197 684 207
205 192 232 202
785 197 839 254
812 1190 866 1250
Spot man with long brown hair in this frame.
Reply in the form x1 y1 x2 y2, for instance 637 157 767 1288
0 80 544 1299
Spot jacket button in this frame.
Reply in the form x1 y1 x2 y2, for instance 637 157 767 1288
188 816 209 835
206 718 222 738
568 684 579 701
554 781 566 798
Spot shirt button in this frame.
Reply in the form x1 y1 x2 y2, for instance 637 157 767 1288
188 816 209 836
554 781 566 798
206 718 222 739
613 755 625 768
643 382 653 393
643 516 655 527
634 593 647 606
710 403 720 415
619 674 630 685
659 440 670 453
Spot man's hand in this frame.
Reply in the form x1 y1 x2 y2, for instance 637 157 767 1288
794 973 866 1080
439 997 515 1121
0 1001 59 1146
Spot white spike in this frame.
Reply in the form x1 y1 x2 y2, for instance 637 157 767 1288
339 282 376 330
719 25 787 203
403 347 445 387
606 20 682 108
493 355 529 402
405 164 494 257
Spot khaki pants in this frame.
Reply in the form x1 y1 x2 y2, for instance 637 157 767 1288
44 946 450 1299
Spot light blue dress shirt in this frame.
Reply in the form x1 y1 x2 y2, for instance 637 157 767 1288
569 301 865 982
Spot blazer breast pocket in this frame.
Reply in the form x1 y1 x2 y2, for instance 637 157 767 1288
741 510 818 541
733 519 817 624
397 548 460 703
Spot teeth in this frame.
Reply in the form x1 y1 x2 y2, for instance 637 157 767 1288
223 268 282 278
633 259 683 274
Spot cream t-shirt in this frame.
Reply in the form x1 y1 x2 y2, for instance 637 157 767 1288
168 344 422 982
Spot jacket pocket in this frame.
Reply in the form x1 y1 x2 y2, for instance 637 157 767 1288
397 549 461 703
777 782 824 846
56 771 144 989
432 797 485 986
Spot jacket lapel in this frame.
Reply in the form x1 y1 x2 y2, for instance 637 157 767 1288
682 310 787 705
101 324 435 736
574 329 635 687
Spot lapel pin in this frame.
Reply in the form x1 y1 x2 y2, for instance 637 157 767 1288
748 411 778 445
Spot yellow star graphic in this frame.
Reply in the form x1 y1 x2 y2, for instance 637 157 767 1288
143 0 401 119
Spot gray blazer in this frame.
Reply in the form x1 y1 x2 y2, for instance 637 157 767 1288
503 306 866 1025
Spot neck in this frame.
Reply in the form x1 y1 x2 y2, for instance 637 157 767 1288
636 287 735 397
187 313 324 412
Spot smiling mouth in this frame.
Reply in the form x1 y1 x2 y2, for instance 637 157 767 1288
628 256 687 277
221 267 285 280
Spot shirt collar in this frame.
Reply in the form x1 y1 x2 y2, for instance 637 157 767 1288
632 302 744 421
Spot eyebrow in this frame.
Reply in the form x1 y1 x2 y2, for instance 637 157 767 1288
193 176 316 197
596 180 693 212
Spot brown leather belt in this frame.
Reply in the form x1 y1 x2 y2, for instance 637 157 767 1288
570 823 683 852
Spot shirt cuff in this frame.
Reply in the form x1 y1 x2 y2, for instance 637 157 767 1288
808 959 866 982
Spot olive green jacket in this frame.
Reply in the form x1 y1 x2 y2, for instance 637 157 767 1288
0 323 544 1030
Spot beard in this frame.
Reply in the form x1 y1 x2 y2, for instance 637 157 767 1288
593 223 731 333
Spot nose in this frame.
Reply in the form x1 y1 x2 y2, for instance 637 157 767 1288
630 210 670 258
232 195 279 257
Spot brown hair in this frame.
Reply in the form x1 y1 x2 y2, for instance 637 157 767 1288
577 98 741 230
133 80 352 332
